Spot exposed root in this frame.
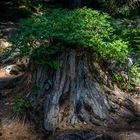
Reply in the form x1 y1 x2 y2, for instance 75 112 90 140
1 49 140 134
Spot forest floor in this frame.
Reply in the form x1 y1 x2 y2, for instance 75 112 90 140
0 95 43 140
0 21 44 140
0 86 140 140
0 9 140 140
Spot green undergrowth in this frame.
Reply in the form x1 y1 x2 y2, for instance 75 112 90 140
13 93 29 114
111 64 140 91
7 8 129 69
134 31 140 59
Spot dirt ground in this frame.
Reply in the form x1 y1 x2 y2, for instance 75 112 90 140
0 90 43 140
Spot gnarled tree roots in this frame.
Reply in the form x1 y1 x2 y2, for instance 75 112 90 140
26 49 140 132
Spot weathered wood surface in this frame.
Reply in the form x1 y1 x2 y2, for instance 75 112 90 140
0 49 140 139
26 49 140 132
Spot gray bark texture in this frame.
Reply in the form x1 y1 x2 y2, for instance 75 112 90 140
25 49 140 132
0 49 140 136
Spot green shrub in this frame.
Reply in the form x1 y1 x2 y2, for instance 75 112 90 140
11 8 129 67
134 32 140 52
128 64 140 85
111 64 140 91
13 94 29 114
111 72 127 90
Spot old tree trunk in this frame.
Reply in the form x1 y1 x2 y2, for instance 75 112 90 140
1 48 140 139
